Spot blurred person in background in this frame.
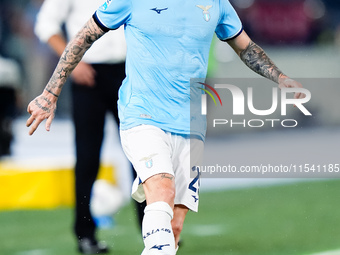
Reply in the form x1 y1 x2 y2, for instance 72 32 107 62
0 56 21 157
0 0 58 115
26 0 306 254
34 0 145 253
322 0 340 46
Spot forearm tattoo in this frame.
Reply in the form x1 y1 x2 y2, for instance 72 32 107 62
45 18 105 95
240 41 285 83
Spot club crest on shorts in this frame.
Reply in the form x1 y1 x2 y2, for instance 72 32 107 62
196 5 212 22
139 153 158 169
145 159 153 168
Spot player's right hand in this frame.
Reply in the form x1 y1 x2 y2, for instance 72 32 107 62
71 61 96 87
26 91 57 135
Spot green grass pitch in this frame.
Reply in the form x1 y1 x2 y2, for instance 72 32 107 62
1 179 340 255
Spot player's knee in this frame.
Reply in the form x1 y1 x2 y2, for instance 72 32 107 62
150 186 175 206
161 173 175 195
150 181 175 203
161 185 175 202
144 173 176 205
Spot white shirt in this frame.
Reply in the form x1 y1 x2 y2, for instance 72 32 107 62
35 0 126 64
0 56 21 88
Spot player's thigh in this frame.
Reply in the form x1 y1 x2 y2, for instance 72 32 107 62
120 125 176 203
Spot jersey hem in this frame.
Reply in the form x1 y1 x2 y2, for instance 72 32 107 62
221 26 244 41
119 121 205 141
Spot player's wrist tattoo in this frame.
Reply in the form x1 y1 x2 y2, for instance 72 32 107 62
240 41 285 84
45 88 59 98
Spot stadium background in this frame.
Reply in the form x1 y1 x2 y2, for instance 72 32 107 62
0 0 340 254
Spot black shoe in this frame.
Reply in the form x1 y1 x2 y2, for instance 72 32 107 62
78 237 109 254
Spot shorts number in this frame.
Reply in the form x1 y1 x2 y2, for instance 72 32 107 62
188 166 200 193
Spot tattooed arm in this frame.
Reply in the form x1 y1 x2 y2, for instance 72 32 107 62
47 34 96 87
227 31 304 98
26 17 106 135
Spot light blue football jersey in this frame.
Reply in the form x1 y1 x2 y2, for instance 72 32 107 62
94 0 242 140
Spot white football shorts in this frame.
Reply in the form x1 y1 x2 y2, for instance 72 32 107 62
120 124 204 212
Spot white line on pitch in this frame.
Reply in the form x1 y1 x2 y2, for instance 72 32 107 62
311 249 340 255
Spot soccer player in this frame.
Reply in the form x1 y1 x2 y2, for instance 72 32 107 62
26 0 304 254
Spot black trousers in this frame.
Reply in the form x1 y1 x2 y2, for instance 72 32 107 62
72 63 145 240
0 87 16 157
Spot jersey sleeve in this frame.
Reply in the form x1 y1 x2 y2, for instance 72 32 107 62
93 0 132 31
215 0 243 41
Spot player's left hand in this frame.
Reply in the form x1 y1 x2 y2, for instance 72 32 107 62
278 77 305 99
26 90 57 135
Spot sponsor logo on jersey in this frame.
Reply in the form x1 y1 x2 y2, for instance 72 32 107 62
102 0 112 10
150 7 168 14
140 113 152 119
196 5 212 22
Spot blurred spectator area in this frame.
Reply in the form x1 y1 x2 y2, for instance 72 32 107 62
230 0 339 45
0 0 68 116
